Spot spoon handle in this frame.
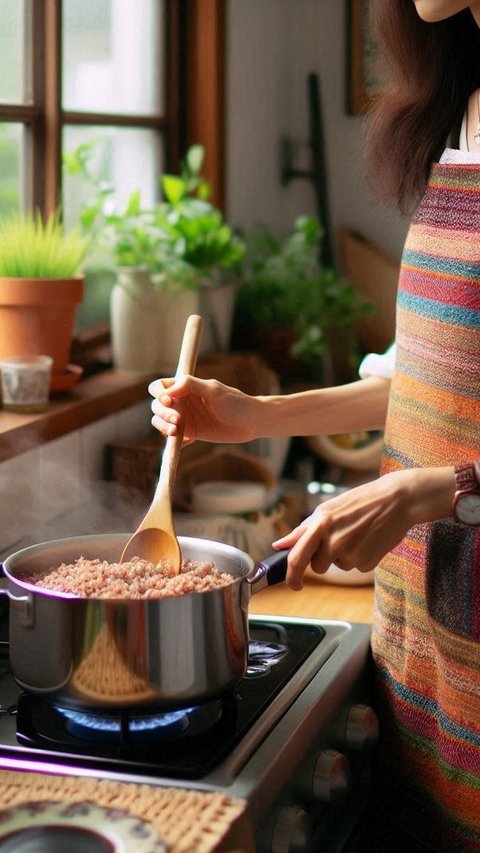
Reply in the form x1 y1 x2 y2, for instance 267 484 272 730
154 314 203 502
175 313 204 379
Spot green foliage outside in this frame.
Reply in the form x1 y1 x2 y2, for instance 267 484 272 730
0 124 20 220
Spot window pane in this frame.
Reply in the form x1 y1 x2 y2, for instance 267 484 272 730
63 125 163 329
0 0 29 103
62 0 163 114
63 125 162 227
0 124 24 218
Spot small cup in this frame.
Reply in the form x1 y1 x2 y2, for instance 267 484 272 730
0 355 53 413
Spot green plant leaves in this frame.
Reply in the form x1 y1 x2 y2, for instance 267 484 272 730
236 215 372 373
161 175 185 206
185 144 205 176
62 141 246 285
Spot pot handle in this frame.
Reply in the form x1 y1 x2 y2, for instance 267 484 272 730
248 549 289 593
0 578 34 627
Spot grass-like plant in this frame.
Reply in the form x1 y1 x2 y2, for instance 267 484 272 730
0 211 90 278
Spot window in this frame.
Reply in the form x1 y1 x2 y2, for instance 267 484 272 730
0 0 224 330
0 0 183 215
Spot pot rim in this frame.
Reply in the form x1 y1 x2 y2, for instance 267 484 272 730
1 532 256 601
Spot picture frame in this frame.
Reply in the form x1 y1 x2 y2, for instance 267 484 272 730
346 0 380 115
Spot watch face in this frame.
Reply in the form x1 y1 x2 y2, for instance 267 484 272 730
455 493 480 525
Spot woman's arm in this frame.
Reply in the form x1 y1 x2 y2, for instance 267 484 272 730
255 375 390 438
149 374 391 445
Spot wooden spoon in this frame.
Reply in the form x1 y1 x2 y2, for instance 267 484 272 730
119 313 204 572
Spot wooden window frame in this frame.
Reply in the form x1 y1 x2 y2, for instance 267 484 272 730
0 0 225 218
0 0 225 360
185 0 225 210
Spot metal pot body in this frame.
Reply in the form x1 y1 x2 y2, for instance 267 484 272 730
0 533 284 711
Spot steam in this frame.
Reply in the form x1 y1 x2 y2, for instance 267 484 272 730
1 474 150 561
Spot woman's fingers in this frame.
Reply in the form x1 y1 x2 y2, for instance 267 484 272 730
149 376 198 437
148 376 176 397
286 517 333 589
272 512 333 590
271 499 381 590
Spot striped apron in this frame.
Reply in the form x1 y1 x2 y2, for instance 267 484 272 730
370 164 480 851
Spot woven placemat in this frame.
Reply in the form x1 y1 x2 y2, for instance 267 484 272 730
0 770 255 852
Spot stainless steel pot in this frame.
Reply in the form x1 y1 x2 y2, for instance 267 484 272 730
0 533 288 710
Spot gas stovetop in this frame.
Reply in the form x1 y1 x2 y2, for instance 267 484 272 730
0 615 375 852
9 620 324 779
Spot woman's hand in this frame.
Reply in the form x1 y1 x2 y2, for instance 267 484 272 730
149 376 259 446
272 467 456 589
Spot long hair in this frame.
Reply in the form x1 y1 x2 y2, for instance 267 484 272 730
366 0 480 213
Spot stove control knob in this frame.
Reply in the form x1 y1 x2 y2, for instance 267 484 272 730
312 748 350 802
345 703 379 749
271 805 310 853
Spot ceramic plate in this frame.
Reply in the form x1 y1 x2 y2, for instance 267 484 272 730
0 800 167 852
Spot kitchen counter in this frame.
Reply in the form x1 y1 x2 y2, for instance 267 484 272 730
249 572 374 623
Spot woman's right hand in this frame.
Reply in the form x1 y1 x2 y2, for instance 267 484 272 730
149 375 259 446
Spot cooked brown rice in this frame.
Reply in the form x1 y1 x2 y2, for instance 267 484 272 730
22 556 236 599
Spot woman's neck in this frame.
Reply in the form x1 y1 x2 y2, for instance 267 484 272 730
466 88 480 151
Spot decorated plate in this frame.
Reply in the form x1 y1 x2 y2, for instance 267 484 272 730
0 800 168 852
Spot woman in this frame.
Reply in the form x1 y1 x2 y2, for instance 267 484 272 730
150 2 480 848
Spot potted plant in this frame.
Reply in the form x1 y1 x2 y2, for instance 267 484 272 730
64 142 245 372
232 215 372 385
0 212 89 376
151 144 245 360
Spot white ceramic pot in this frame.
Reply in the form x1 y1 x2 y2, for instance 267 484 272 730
110 269 200 373
200 276 239 354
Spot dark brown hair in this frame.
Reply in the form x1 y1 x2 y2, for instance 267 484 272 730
366 0 480 213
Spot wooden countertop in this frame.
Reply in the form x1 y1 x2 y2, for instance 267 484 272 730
249 570 374 623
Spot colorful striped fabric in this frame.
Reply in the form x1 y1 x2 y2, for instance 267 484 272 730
370 163 480 851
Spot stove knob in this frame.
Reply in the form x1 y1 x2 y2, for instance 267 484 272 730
345 703 379 749
312 748 350 802
271 805 310 853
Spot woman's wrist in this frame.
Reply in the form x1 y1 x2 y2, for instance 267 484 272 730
402 466 456 525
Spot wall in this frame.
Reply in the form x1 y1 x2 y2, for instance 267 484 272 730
226 0 409 265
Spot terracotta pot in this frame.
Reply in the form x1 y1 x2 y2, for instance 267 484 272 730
0 276 84 375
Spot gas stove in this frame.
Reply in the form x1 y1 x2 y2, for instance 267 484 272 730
0 614 376 852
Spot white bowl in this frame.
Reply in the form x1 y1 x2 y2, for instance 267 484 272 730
191 480 269 514
311 563 375 586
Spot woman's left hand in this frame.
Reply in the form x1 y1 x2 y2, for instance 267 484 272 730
272 468 455 589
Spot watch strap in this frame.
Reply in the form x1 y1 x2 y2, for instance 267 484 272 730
453 461 480 525
454 461 480 494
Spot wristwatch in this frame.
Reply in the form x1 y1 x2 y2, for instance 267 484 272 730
453 461 480 526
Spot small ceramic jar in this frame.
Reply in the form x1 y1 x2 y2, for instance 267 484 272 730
0 355 53 413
